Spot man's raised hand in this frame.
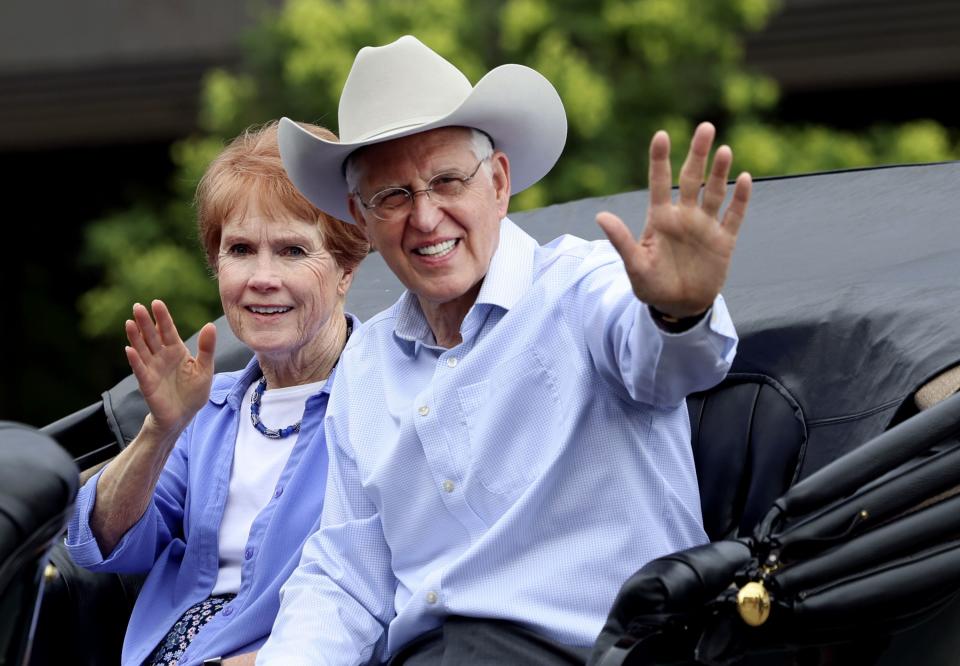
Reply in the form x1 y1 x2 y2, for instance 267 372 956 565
596 122 751 319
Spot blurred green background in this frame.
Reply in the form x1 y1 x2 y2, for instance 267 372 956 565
3 0 958 426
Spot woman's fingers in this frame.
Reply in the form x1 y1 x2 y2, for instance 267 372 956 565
151 299 183 348
132 302 163 354
195 323 217 373
124 345 150 386
125 318 151 359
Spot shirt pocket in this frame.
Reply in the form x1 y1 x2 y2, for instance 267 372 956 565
456 348 561 498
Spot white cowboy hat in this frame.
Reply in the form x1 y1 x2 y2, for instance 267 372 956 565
278 35 568 222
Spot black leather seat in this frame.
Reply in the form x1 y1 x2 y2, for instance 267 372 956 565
688 374 806 540
0 422 78 666
591 391 960 666
30 541 143 666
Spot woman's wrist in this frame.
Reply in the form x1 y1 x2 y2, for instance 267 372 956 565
140 413 188 448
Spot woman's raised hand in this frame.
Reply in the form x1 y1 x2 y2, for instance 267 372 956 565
124 300 216 435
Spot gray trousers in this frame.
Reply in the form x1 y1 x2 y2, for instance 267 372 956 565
387 617 590 665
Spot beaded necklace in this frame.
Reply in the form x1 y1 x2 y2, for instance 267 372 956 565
249 316 353 439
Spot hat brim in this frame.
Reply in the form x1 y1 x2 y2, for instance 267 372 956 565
279 63 567 223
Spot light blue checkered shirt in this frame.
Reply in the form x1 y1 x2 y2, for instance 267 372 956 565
258 218 737 665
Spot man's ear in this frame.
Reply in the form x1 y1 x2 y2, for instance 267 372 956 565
347 196 376 250
491 151 512 218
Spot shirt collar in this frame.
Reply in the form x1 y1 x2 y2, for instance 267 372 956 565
394 291 434 344
393 217 537 346
217 356 263 408
475 216 537 311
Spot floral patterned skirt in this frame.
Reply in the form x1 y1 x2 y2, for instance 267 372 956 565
144 593 237 666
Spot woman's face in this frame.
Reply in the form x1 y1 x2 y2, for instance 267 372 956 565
216 207 351 366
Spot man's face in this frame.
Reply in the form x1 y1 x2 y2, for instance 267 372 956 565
348 127 511 313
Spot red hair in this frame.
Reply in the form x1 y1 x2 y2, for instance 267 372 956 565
196 121 368 273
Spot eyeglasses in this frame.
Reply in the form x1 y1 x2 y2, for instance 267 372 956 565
354 157 488 222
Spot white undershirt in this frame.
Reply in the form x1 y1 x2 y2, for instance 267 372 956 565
212 378 325 595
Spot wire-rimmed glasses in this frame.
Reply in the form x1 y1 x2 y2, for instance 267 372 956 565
354 157 489 222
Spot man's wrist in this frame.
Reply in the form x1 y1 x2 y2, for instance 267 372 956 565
649 305 708 333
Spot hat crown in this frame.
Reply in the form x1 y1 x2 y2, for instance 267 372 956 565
338 36 473 143
278 35 567 223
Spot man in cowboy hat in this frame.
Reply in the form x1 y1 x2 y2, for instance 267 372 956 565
256 35 750 665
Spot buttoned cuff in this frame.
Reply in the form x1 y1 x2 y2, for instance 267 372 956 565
648 304 709 333
64 468 108 566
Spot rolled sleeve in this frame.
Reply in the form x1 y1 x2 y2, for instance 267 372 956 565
65 437 189 574
64 468 109 566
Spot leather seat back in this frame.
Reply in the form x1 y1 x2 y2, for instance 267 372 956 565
687 374 806 541
0 422 78 666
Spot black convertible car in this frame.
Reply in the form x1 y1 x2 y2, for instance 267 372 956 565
3 161 959 665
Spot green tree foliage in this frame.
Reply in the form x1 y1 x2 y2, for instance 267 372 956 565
79 0 959 344
729 120 958 176
79 137 225 339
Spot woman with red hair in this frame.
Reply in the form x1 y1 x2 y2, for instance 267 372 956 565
66 121 368 666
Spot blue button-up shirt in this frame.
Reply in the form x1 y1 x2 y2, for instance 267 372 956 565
66 346 346 666
258 219 737 665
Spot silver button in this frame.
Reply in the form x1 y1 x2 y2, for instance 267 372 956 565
425 591 438 604
442 479 455 493
446 356 458 368
418 405 430 416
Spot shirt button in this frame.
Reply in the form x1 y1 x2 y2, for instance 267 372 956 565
274 486 284 499
425 591 438 604
244 547 254 560
418 405 430 416
441 479 455 493
446 356 458 368
222 605 234 617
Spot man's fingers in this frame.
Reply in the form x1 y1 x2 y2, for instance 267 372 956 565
195 323 218 372
648 131 673 207
152 299 183 348
702 145 732 218
678 122 715 207
720 172 752 237
597 211 641 267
